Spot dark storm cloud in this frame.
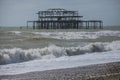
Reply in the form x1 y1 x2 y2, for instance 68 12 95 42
0 0 120 26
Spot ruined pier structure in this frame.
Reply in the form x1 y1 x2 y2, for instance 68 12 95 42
27 8 103 29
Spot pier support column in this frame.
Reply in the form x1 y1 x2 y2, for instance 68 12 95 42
33 21 35 29
27 21 28 29
86 21 89 29
100 21 103 29
93 21 96 29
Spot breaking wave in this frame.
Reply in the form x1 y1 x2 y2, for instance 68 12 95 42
0 41 120 65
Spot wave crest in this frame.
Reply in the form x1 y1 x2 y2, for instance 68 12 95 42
0 41 120 65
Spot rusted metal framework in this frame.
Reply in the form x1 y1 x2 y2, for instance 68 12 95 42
27 8 103 29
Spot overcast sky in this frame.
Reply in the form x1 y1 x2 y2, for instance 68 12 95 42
0 0 120 27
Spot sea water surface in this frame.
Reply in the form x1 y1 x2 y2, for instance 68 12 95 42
0 27 120 75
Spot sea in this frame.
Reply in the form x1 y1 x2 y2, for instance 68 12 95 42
0 26 120 75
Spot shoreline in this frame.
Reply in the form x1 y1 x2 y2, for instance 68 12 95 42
0 62 120 80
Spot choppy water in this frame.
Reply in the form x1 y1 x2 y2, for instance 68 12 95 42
0 27 120 75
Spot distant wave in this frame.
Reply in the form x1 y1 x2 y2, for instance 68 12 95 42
9 31 21 35
8 30 120 40
32 30 120 39
0 41 120 65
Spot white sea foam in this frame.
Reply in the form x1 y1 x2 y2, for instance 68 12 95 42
0 45 66 65
32 30 120 39
0 41 120 65
0 50 120 75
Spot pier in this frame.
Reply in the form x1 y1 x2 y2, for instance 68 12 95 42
27 8 103 29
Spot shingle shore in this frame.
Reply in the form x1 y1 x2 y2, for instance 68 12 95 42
0 62 120 80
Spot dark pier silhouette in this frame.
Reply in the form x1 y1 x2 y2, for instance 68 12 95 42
27 8 103 29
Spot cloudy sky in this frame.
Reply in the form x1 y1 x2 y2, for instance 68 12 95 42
0 0 120 27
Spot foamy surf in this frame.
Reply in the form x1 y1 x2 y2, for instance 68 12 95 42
0 41 120 65
32 30 120 39
0 50 120 75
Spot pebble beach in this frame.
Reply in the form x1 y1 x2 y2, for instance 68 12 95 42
0 62 120 80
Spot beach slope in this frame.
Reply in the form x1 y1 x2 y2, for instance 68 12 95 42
0 62 120 80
